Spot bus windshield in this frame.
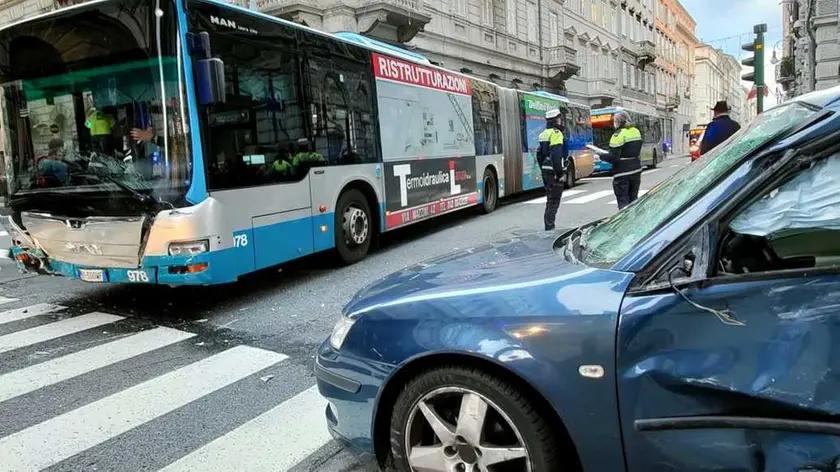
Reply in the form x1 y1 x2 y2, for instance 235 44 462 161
0 0 193 215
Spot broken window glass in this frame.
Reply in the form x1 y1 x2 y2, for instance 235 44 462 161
578 102 817 267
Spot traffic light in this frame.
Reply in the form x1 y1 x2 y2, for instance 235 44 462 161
742 23 767 114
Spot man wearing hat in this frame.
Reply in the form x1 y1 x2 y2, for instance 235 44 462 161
537 108 568 231
700 100 741 156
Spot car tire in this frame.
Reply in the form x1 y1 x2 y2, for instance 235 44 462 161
564 160 577 189
389 366 562 472
334 188 373 265
479 168 498 214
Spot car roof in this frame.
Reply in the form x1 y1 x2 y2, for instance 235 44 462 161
793 84 840 110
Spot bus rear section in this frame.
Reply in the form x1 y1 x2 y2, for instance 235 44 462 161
590 107 664 172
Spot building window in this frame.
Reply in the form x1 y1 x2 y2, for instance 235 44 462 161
527 2 538 43
630 65 635 89
611 5 617 32
620 10 627 37
506 0 516 35
482 0 494 25
454 0 467 17
623 62 629 86
549 12 559 46
581 0 588 17
592 0 598 23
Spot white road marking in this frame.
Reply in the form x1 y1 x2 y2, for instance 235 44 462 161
564 190 615 204
645 169 661 175
0 327 196 403
523 189 585 204
0 312 122 355
0 345 287 472
608 189 649 205
670 164 679 168
0 231 7 237
160 386 330 472
0 297 19 307
0 303 65 327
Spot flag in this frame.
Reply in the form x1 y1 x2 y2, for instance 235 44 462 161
747 84 769 100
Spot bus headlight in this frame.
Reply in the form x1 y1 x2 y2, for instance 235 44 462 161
168 240 209 256
330 316 357 350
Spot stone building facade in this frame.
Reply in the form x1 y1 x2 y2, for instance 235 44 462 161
778 0 839 100
653 0 695 155
695 43 749 126
0 0 665 113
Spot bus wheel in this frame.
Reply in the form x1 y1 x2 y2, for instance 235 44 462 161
479 168 498 214
650 149 659 168
335 188 372 265
564 161 577 189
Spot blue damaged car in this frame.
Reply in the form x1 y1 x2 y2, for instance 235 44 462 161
316 86 840 472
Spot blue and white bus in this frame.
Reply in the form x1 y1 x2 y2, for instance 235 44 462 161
0 0 592 285
590 106 664 173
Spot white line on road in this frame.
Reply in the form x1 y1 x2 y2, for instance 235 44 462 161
0 312 123 355
645 169 661 175
0 231 7 237
0 297 19 307
160 385 330 472
670 164 679 168
564 190 615 204
607 189 649 205
0 345 288 472
0 303 65 327
0 327 196 403
523 189 585 204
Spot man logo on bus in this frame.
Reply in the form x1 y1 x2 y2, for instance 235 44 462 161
393 161 462 207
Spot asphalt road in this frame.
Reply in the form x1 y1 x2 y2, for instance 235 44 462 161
0 156 691 471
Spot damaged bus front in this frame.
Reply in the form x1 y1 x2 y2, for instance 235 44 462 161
0 0 223 285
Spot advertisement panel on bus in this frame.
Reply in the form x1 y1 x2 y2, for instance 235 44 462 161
521 93 556 191
372 53 478 229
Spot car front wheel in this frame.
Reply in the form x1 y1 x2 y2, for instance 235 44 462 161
389 366 561 472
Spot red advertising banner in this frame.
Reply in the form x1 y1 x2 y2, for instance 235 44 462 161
385 192 480 229
372 53 472 95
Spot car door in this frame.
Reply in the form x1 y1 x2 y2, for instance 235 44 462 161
615 147 840 471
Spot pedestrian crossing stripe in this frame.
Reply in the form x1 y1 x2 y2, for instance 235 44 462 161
607 189 649 205
0 304 334 472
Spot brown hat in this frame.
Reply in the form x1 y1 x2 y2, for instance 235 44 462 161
712 101 730 113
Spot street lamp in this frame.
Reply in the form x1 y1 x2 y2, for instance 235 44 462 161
770 39 784 64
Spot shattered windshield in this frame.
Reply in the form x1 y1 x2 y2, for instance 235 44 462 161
578 102 818 267
0 0 192 211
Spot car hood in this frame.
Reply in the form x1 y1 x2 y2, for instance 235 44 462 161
344 230 632 320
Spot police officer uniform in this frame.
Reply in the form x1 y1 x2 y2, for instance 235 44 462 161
537 109 567 231
603 117 643 210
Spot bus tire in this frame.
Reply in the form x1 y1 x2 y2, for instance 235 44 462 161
564 160 577 189
479 168 498 214
335 188 373 265
649 149 659 168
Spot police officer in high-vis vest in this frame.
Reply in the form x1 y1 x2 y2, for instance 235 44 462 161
603 110 643 210
537 108 567 231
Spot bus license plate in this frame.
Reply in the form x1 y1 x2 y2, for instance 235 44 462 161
79 269 106 283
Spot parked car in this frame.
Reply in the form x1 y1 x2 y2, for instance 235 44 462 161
316 86 840 472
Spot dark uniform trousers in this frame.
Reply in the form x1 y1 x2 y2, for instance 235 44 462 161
613 172 641 210
542 169 564 231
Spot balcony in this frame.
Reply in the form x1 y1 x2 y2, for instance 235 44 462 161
259 0 430 43
776 56 795 91
635 40 656 67
589 78 619 102
666 95 680 110
546 45 580 84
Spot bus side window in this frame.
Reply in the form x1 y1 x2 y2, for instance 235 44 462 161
199 36 307 190
470 82 502 156
305 41 377 166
